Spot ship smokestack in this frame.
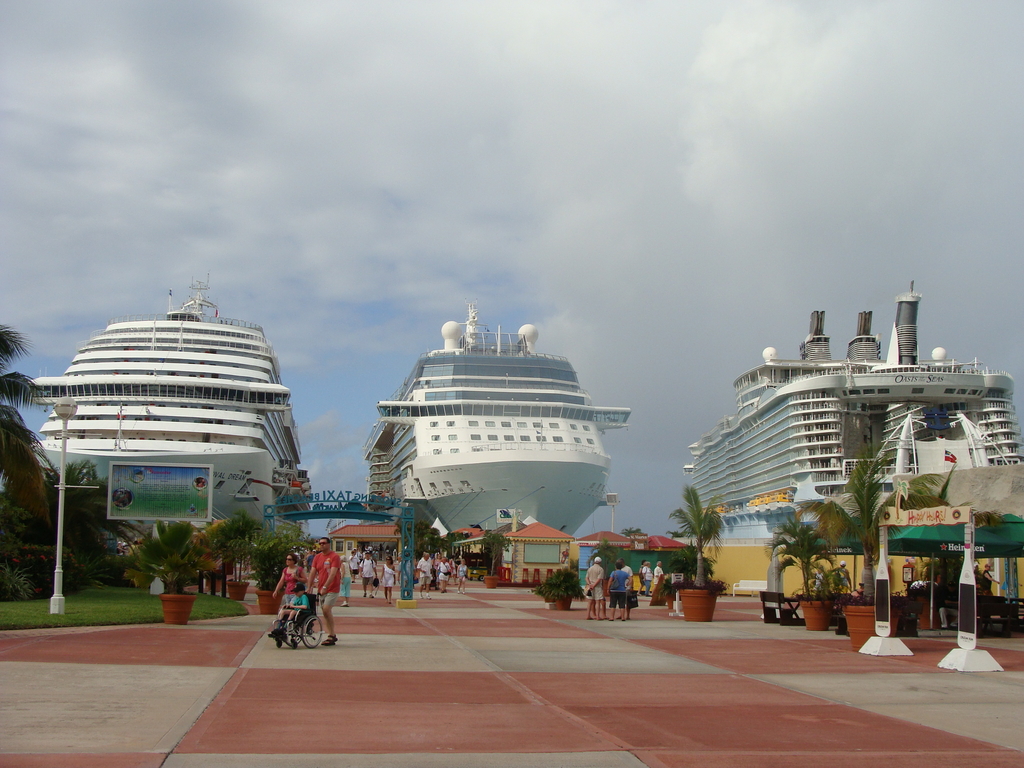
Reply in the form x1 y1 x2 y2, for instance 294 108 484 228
885 282 922 365
846 311 881 361
800 310 831 361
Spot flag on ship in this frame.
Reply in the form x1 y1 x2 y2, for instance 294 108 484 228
944 450 957 463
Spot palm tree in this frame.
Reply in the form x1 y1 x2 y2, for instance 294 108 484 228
0 325 46 515
802 445 943 599
766 518 833 597
620 526 645 538
669 485 723 587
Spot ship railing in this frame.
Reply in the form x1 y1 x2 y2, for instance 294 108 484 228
422 348 570 363
106 313 264 332
783 364 1011 387
468 442 603 455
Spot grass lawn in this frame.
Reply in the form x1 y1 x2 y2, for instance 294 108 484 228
0 587 248 630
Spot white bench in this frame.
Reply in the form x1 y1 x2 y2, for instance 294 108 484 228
732 579 768 596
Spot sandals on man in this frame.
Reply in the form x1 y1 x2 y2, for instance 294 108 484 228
322 635 338 646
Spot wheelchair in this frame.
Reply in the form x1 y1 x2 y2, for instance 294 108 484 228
273 594 324 649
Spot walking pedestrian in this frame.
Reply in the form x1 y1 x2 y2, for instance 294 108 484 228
417 552 433 599
608 559 630 621
308 537 342 646
382 556 397 604
272 553 305 607
360 552 377 597
456 558 469 594
640 561 653 596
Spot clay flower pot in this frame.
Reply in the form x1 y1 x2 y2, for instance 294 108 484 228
842 604 876 650
256 589 282 615
679 589 718 622
554 597 573 611
226 580 249 601
159 593 198 625
483 575 499 589
802 600 834 632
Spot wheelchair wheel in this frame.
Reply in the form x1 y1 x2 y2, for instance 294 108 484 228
300 615 324 648
275 637 283 648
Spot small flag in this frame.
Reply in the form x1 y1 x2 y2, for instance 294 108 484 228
944 450 957 463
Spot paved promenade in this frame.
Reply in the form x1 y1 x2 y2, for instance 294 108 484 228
2 587 1023 767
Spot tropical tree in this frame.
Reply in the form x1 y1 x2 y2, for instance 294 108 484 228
480 529 510 576
668 485 723 587
126 521 216 595
766 518 833 598
802 445 944 599
620 526 645 538
0 325 46 515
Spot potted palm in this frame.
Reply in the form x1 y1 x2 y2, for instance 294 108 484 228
766 518 835 631
125 521 216 624
669 485 724 621
481 530 509 589
534 568 586 610
206 511 262 601
250 524 310 615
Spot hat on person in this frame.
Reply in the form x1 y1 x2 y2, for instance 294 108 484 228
840 561 846 566
294 582 306 591
594 556 602 563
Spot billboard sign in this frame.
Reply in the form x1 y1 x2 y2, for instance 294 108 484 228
108 463 214 521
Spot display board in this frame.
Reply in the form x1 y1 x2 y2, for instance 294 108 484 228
107 463 214 521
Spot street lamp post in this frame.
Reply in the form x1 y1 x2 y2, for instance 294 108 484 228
50 396 78 615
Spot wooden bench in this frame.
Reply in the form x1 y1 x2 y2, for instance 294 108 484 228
732 579 769 596
759 591 804 626
979 602 1018 638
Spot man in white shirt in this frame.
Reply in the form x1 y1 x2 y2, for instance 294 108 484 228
585 557 607 621
416 552 433 599
360 553 377 597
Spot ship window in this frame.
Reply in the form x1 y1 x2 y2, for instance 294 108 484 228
587 438 595 445
470 434 481 440
449 448 459 453
430 421 438 427
488 434 498 441
552 436 564 442
501 421 512 428
582 425 591 431
446 420 455 427
517 422 527 428
504 435 514 441
570 424 578 430
448 434 458 441
537 436 547 442
849 390 861 395
485 421 495 427
431 435 440 441
520 435 531 441
549 423 559 429
461 480 471 487
957 389 967 395
533 422 542 428
468 420 479 426
443 481 453 487
574 437 582 444
429 482 437 489
878 388 890 393
912 388 924 394
862 389 875 394
432 449 441 455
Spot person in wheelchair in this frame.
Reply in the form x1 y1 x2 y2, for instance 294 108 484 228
269 582 310 638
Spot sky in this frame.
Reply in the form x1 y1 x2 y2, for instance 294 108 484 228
3 1 1023 538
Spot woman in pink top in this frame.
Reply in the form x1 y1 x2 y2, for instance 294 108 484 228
273 554 306 606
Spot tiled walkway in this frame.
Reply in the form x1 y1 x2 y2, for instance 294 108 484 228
2 589 1023 767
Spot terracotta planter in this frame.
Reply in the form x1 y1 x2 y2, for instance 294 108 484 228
159 593 198 625
802 600 834 631
483 575 499 589
226 580 249 601
256 589 282 615
554 597 573 611
679 589 718 622
843 604 876 651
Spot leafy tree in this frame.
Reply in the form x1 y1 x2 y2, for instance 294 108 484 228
126 521 216 594
0 325 47 515
481 529 510 576
766 518 833 597
666 545 714 580
668 485 723 587
590 538 621 570
620 526 645 538
204 510 263 579
802 445 944 599
408 519 443 558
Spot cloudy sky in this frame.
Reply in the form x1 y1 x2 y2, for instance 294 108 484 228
3 1 1023 537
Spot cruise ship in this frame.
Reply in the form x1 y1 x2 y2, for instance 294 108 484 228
364 305 630 533
33 281 309 519
688 286 1021 539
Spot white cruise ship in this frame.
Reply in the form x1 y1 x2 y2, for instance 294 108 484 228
364 305 630 533
33 281 309 518
688 286 1021 539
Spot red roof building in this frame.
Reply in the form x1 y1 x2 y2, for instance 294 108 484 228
575 530 631 546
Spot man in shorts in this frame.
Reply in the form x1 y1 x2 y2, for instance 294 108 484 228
360 551 377 597
586 556 607 620
308 537 342 646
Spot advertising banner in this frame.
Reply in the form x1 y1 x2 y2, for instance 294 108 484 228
107 463 214 521
883 504 971 527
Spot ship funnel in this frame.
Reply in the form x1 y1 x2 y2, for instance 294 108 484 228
846 311 881 361
799 310 831 361
885 283 922 365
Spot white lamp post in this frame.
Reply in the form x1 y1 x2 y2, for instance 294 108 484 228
49 396 78 615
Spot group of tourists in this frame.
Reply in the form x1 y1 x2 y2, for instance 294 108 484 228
416 552 469 597
584 556 664 621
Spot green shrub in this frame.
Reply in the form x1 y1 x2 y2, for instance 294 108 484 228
78 552 134 588
0 544 88 599
0 562 33 601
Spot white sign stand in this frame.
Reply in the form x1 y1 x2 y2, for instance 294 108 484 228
860 523 913 656
938 516 1003 672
